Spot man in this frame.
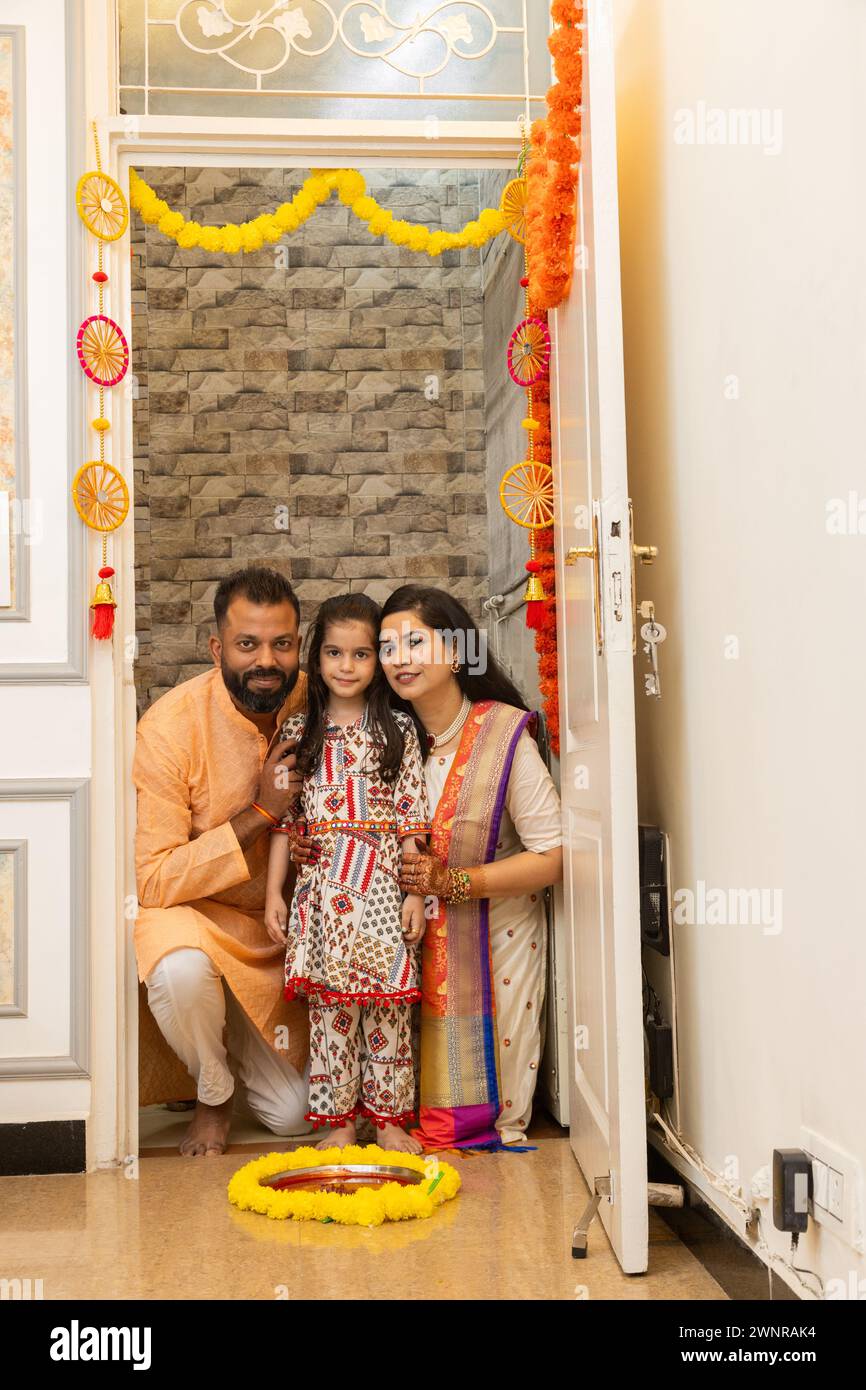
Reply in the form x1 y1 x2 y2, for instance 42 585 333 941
133 566 310 1156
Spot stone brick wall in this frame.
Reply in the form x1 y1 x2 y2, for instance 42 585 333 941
131 167 489 712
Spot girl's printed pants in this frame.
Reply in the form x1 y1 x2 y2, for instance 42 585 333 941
306 998 416 1129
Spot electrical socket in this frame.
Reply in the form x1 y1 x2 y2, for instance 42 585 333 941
800 1126 863 1252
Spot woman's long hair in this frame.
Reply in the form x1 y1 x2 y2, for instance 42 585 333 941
379 585 529 761
297 592 406 786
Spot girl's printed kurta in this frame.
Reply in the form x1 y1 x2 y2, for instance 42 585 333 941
279 706 431 1006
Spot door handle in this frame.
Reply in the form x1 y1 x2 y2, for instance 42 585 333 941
565 509 603 655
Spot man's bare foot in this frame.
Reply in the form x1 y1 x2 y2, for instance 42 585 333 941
377 1122 423 1155
179 1097 233 1157
315 1119 356 1150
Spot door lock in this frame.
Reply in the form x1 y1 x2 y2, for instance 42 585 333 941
567 506 657 658
628 502 658 653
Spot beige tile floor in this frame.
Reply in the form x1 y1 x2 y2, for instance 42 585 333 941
0 1121 727 1301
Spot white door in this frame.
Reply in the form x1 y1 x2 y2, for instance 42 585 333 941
550 0 648 1274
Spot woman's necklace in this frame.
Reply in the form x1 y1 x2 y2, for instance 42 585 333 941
426 694 472 751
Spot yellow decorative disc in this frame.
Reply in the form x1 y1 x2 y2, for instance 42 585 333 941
499 461 554 529
500 177 528 244
76 170 129 242
72 462 129 532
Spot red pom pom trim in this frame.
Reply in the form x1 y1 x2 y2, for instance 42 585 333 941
304 1105 362 1130
360 1106 417 1129
285 975 422 1007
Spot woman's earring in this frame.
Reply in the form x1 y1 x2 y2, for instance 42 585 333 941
451 660 460 673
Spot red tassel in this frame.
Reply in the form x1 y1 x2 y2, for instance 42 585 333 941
90 565 117 641
525 601 546 630
91 603 115 640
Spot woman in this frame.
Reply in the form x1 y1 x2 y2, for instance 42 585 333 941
377 585 563 1150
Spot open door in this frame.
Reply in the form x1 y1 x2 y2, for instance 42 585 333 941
550 0 648 1273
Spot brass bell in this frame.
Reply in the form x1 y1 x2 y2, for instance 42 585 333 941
91 578 116 608
523 571 545 603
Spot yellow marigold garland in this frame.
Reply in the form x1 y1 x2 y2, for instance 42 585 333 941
227 1145 461 1226
129 167 506 258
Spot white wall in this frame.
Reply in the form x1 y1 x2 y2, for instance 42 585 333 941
613 0 866 1292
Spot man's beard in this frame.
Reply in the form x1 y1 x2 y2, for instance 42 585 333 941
221 659 299 714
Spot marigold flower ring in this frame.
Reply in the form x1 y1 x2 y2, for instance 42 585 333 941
227 1145 461 1226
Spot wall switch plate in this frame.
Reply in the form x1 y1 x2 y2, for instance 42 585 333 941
828 1167 844 1222
801 1127 864 1252
812 1158 829 1211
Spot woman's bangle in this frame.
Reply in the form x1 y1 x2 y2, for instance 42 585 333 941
446 868 472 905
251 801 278 825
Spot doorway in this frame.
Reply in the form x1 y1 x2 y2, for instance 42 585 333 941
116 146 569 1155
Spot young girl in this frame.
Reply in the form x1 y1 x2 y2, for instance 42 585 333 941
265 593 430 1153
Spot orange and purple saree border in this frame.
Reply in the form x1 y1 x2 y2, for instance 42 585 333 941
412 699 534 1151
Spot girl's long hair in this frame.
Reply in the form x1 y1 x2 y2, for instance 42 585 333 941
379 585 530 761
296 592 406 786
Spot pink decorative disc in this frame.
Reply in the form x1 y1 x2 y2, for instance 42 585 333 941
76 314 129 387
507 317 551 387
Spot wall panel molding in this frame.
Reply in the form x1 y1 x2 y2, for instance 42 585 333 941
0 837 27 1017
0 778 89 1079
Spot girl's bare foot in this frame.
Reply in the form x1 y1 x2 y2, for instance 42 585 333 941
179 1096 233 1156
314 1119 356 1149
377 1121 422 1155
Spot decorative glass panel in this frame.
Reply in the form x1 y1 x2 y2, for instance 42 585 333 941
117 0 552 120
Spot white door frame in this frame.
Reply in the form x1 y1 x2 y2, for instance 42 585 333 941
92 114 532 1165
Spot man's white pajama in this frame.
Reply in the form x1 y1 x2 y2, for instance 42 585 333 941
145 947 310 1135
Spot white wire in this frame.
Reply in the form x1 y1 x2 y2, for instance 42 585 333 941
650 1108 824 1299
652 1107 752 1218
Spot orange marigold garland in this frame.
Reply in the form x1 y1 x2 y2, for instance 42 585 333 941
527 2 583 311
523 0 585 757
528 377 560 754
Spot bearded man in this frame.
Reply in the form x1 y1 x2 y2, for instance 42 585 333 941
133 567 310 1156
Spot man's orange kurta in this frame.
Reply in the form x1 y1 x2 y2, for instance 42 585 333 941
133 666 309 1103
